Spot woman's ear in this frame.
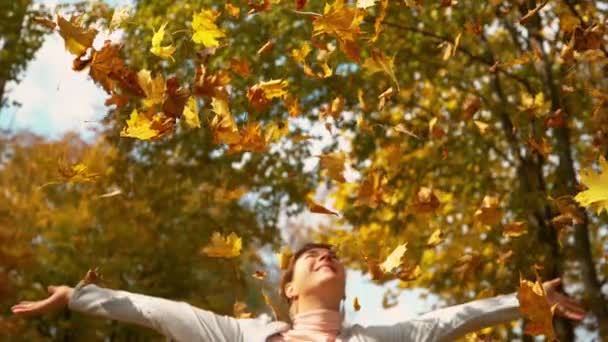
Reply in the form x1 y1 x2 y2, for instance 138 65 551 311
285 282 296 300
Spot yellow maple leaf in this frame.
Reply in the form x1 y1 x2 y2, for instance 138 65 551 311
230 121 266 153
319 152 346 182
57 15 98 56
517 270 558 341
362 49 400 90
291 43 312 64
264 120 289 144
192 9 226 47
380 243 407 273
313 0 364 44
209 97 241 145
474 195 502 226
258 79 289 100
137 69 166 108
57 161 99 183
201 231 242 258
120 109 173 140
183 96 200 128
312 0 364 61
150 23 176 60
574 156 608 215
426 229 445 247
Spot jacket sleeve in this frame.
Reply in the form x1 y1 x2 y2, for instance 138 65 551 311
67 281 248 342
358 292 521 342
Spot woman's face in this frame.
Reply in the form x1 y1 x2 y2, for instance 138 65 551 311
286 247 346 302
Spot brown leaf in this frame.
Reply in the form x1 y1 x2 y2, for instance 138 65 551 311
306 198 339 216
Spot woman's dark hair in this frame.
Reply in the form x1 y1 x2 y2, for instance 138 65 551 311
278 242 335 304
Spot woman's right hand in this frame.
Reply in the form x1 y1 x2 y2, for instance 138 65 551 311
11 285 73 317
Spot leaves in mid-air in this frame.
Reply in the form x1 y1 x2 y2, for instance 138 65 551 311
201 232 242 258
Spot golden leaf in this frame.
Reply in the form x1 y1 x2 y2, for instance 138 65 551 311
307 198 340 216
57 15 97 56
319 152 346 182
474 195 502 226
192 9 226 47
517 270 558 340
201 231 242 258
183 96 201 128
277 247 293 270
380 243 407 273
120 109 174 140
503 221 527 237
137 69 166 108
150 23 176 60
574 156 608 215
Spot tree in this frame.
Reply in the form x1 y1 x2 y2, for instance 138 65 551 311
0 0 48 109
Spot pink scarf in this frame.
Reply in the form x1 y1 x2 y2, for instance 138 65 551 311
268 309 343 341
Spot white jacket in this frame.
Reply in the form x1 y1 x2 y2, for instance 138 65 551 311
68 281 521 341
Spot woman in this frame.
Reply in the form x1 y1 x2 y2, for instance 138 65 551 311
12 242 586 341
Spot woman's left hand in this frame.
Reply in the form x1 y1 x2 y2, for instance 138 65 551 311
542 278 587 321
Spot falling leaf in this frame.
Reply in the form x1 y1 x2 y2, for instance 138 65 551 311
120 109 174 140
57 161 99 183
291 43 312 64
109 5 132 31
526 137 552 156
252 270 267 280
265 120 289 144
307 198 339 216
312 0 365 61
356 0 376 8
574 156 608 215
137 69 166 108
474 120 490 134
517 269 558 340
57 15 97 56
277 247 293 269
380 243 407 273
319 152 346 182
258 79 288 99
519 0 549 24
201 231 242 258
97 189 122 198
192 9 226 47
503 221 527 237
426 229 445 247
248 0 272 14
429 117 446 139
231 121 266 153
461 95 481 120
409 187 440 213
210 97 241 145
377 87 394 111
369 0 387 43
257 40 275 55
474 195 502 226
362 49 399 90
356 170 384 208
225 3 241 17
150 23 176 60
89 41 123 93
230 57 251 77
353 296 361 311
183 96 201 128
233 301 252 318
283 94 301 117
382 289 399 309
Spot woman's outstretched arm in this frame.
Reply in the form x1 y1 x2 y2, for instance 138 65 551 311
11 269 261 342
359 278 586 342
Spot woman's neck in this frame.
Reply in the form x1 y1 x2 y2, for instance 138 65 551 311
295 295 341 314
